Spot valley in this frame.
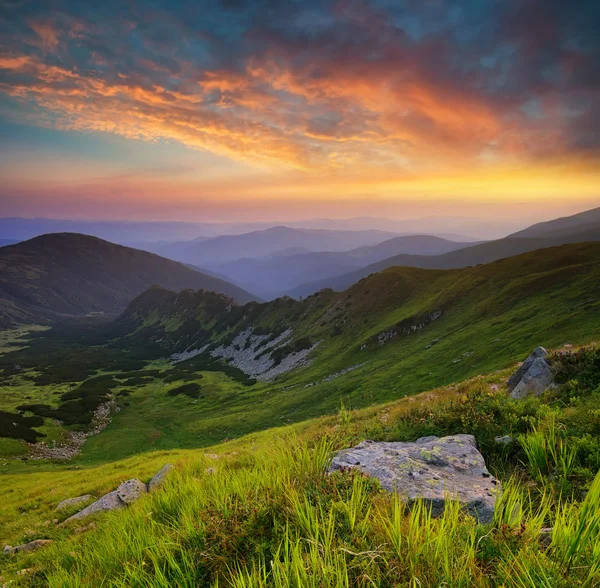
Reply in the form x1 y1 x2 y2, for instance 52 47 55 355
1 211 600 586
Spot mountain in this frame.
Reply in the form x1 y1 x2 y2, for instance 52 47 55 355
508 205 600 239
289 210 600 298
214 235 475 299
114 241 600 379
0 233 258 328
157 226 402 266
0 238 19 247
81 240 600 445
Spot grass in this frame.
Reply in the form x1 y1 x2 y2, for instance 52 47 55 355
1 345 600 585
1 243 600 584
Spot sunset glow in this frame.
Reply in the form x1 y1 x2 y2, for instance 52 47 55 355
0 0 598 221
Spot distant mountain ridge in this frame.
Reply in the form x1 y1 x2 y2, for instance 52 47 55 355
508 206 600 239
0 233 258 328
111 242 600 386
213 234 476 299
288 207 600 298
157 226 404 266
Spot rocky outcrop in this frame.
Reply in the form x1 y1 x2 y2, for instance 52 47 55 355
3 539 53 555
508 347 554 399
62 466 172 522
116 478 147 504
204 328 318 381
329 434 499 523
56 495 93 511
148 464 173 492
64 490 124 522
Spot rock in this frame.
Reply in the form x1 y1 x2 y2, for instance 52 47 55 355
64 490 124 522
148 464 173 492
510 357 554 399
494 435 513 445
507 347 548 392
3 539 53 555
56 495 93 511
329 434 499 523
117 479 147 504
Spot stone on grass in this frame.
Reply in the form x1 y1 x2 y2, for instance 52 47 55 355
117 478 147 504
3 539 53 555
507 347 548 392
510 356 554 399
148 464 173 492
64 490 124 522
56 495 93 511
494 435 513 445
328 434 499 523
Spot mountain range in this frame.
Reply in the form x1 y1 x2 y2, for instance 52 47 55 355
0 233 257 328
211 234 475 298
288 206 600 298
156 226 404 266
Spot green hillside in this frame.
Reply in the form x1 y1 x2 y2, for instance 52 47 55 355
1 242 599 464
1 344 600 586
1 242 600 585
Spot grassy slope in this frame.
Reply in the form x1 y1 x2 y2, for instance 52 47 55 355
2 243 600 467
1 346 600 585
79 242 600 461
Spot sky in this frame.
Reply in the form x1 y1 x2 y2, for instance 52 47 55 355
0 0 599 223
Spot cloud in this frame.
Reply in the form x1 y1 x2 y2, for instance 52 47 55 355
0 0 597 174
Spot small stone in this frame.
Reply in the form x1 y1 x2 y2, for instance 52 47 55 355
511 357 554 399
117 479 147 504
148 464 173 492
5 539 53 555
495 435 513 445
56 495 93 511
507 347 548 392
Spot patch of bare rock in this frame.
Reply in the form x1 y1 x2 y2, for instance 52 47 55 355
329 434 499 523
61 463 173 524
25 397 119 460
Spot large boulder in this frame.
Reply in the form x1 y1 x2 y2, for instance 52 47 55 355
507 347 550 394
148 464 173 492
64 490 124 522
329 434 499 523
509 354 554 400
117 479 147 504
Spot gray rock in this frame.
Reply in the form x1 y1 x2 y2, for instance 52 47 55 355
117 478 147 504
510 357 554 399
494 435 513 445
507 347 548 392
64 490 124 522
56 494 93 511
148 464 173 492
3 539 53 555
328 434 499 523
